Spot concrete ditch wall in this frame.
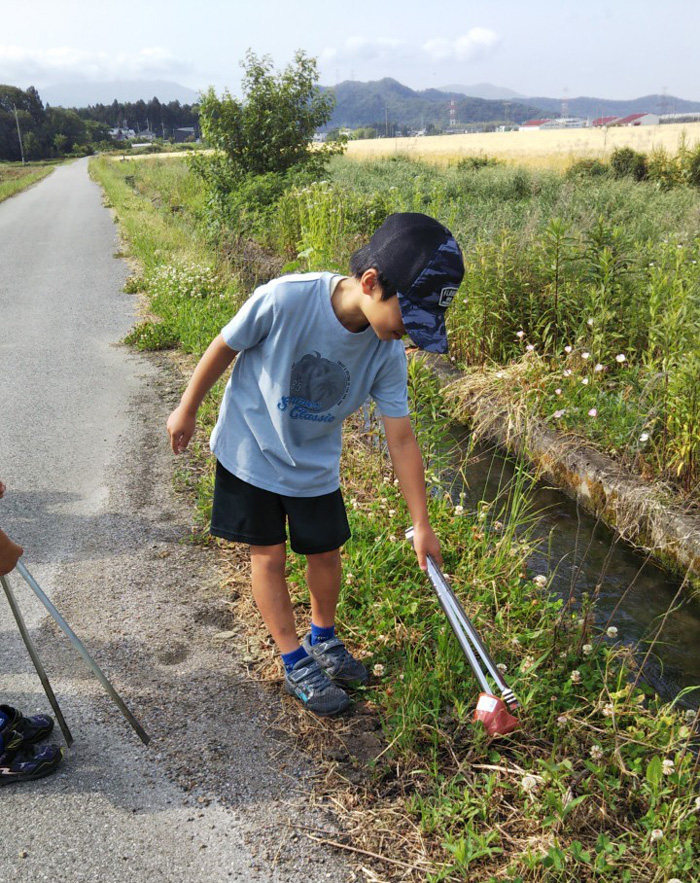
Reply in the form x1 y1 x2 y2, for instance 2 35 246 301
421 354 700 591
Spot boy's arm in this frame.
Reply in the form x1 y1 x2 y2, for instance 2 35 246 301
382 415 442 570
167 334 238 454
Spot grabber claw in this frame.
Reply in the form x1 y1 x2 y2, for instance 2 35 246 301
406 528 520 737
474 693 519 737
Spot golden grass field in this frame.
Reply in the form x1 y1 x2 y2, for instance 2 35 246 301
344 121 700 168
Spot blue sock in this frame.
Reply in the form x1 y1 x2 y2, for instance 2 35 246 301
310 622 335 645
282 645 309 672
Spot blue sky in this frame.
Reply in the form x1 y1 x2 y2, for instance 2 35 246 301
1 0 697 100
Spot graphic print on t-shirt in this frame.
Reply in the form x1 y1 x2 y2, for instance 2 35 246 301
277 351 350 422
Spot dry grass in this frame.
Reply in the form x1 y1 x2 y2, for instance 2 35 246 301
345 122 700 169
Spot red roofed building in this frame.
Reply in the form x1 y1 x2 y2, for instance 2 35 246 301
613 113 659 126
592 116 618 127
519 119 553 130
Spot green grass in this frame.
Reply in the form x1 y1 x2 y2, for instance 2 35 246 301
89 153 700 880
0 162 56 202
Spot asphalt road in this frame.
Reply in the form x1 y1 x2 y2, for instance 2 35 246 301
0 160 353 882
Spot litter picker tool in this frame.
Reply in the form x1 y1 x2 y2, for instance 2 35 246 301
406 528 519 736
2 559 150 745
1 572 74 746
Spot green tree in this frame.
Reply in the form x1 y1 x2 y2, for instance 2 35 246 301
198 49 342 180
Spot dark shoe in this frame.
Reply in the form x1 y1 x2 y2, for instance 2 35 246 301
0 730 63 786
302 634 368 687
284 656 351 716
0 704 54 745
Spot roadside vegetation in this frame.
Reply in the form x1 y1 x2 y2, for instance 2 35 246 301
89 59 699 880
0 161 57 202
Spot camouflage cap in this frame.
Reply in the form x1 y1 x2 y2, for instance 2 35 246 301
369 213 465 354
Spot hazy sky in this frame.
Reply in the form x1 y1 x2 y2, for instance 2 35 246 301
1 0 697 100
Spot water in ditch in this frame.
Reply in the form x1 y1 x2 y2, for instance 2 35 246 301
444 432 700 711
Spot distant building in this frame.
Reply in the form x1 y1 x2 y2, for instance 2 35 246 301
592 116 618 127
539 117 587 129
173 127 197 143
519 119 553 130
613 113 659 126
108 127 136 141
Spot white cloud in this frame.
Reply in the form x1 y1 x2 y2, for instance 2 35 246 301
320 36 408 65
0 45 190 84
423 28 501 63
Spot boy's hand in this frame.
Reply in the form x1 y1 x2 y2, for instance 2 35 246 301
411 523 442 571
0 529 23 576
167 406 197 454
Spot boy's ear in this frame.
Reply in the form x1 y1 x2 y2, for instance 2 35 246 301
360 268 380 295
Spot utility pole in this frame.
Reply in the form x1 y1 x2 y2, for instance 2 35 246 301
13 105 26 165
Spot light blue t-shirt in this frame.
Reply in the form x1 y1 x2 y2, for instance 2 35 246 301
210 272 409 496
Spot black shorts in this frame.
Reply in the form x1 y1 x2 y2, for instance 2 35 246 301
211 461 351 555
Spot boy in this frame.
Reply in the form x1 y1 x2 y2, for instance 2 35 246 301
167 212 464 715
0 480 63 784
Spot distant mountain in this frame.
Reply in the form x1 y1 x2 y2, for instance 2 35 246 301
438 83 526 101
40 80 200 108
325 78 544 130
525 93 700 118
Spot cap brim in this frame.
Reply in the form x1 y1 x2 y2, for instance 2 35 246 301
397 292 448 354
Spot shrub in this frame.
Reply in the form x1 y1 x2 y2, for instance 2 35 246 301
610 146 648 181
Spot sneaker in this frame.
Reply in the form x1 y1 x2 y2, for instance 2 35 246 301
284 655 351 716
0 705 54 746
302 634 368 687
0 730 63 786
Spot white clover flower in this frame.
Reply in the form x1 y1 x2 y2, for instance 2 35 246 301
594 363 604 372
685 708 697 723
570 670 582 684
533 574 547 587
588 408 598 417
495 370 505 378
526 344 535 352
555 388 562 395
695 796 700 811
564 345 573 354
581 377 590 385
388 509 396 517
640 432 650 442
590 744 604 761
516 330 525 339
667 879 683 883
615 353 627 363
606 626 618 638
345 572 355 585
563 369 572 377
582 351 590 360
554 409 565 419
662 759 675 776
650 829 663 843
372 663 385 677
497 663 507 673
454 504 464 515
389 535 398 542
582 643 593 656
520 774 538 793
587 318 594 326
556 715 568 727
602 703 614 717
493 521 503 531
511 636 521 646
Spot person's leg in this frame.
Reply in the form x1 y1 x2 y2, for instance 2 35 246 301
306 548 342 629
248 543 300 654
